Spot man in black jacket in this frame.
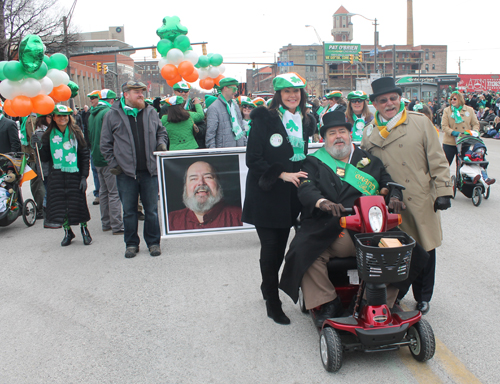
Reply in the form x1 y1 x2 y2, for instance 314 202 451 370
0 114 21 154
279 111 405 327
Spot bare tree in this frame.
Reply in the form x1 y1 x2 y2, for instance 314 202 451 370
0 0 78 61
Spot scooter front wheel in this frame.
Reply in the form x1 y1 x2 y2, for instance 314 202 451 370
407 319 435 362
320 327 343 372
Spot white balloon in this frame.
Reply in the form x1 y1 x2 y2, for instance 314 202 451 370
0 79 18 99
198 68 209 80
208 66 219 78
20 78 42 98
166 48 184 65
158 57 169 69
47 69 64 87
218 64 226 75
60 71 70 85
39 76 54 95
184 50 199 66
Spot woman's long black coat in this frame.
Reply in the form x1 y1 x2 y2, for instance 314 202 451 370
242 107 313 229
40 130 91 225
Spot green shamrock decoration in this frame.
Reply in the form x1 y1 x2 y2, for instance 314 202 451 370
290 76 301 84
156 16 188 42
286 120 299 132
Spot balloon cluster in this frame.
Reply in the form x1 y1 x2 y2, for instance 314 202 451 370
0 35 72 117
156 16 225 90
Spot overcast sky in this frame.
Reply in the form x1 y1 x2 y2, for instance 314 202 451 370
60 0 498 86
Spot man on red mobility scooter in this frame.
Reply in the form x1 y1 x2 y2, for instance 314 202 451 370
280 110 410 326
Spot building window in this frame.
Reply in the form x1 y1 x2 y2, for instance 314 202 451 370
425 52 429 60
425 64 429 71
395 64 399 70
402 64 405 70
432 64 436 70
342 35 346 41
432 52 435 58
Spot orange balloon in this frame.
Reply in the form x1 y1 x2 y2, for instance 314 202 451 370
3 99 18 117
166 78 177 87
177 60 194 77
50 84 71 102
183 69 199 83
214 74 224 86
200 78 215 90
161 64 178 81
31 94 56 115
11 96 33 117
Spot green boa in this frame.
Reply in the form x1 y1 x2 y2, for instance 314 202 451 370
50 127 79 173
120 97 139 118
451 105 463 124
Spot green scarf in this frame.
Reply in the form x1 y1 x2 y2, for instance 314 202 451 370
98 100 112 108
20 116 28 146
352 114 365 142
219 94 245 140
311 147 379 196
50 127 79 173
278 105 305 162
120 97 139 118
451 105 463 124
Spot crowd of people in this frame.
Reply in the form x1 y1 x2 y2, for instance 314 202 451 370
1 72 497 328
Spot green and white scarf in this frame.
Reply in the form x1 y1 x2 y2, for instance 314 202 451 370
278 105 305 162
219 94 245 140
184 97 191 111
451 105 463 124
50 128 79 173
352 114 365 141
20 116 28 146
120 97 139 118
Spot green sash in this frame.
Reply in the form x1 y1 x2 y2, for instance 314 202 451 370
311 147 379 196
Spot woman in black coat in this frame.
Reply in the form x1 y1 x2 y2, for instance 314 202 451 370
37 105 92 246
242 73 313 324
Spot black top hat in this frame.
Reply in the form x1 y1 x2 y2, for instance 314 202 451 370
320 111 352 138
369 77 402 102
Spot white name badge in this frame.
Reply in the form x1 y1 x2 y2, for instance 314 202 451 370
270 133 283 147
365 124 374 137
465 111 470 117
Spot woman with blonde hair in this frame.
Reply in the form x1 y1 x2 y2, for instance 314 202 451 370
345 90 373 141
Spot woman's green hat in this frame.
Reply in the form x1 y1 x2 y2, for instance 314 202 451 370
272 72 306 91
325 90 342 99
237 96 254 108
165 96 185 106
53 105 73 115
173 81 191 91
347 90 368 101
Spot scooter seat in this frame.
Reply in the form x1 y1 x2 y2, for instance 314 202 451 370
327 256 357 272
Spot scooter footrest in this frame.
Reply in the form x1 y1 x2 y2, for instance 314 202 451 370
356 323 409 347
394 310 420 321
329 316 358 326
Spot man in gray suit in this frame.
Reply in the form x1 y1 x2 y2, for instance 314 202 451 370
206 78 247 148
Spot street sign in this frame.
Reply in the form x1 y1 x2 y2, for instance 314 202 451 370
277 61 294 67
324 43 360 63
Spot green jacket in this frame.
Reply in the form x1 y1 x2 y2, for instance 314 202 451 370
87 102 111 167
161 104 204 150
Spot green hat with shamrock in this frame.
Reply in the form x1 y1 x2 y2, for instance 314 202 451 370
347 90 368 101
173 81 191 91
53 105 73 115
272 72 306 91
165 96 185 106
99 89 117 100
325 90 342 99
219 77 239 88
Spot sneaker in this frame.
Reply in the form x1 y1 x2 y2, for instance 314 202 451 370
473 175 481 184
486 178 496 185
93 196 100 205
113 230 125 235
102 227 112 232
149 244 161 257
138 211 145 221
125 246 139 258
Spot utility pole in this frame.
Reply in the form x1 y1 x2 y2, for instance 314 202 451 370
62 0 77 109
374 18 378 74
392 44 396 79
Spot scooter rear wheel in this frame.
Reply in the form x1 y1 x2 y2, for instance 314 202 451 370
408 319 435 362
320 327 343 372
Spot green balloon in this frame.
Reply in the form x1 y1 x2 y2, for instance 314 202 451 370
3 60 26 81
174 35 190 52
49 53 68 70
210 53 223 67
157 39 173 56
68 81 79 98
43 55 52 69
0 61 7 81
207 53 214 59
198 55 210 68
194 63 200 69
28 62 48 80
19 34 45 74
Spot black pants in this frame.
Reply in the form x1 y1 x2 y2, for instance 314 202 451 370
255 226 291 302
411 248 436 303
442 144 458 166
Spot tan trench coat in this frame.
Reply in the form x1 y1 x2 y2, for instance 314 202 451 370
361 111 453 251
441 105 479 146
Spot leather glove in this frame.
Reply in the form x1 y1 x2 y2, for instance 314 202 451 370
30 134 41 149
451 131 460 137
434 196 451 212
319 199 346 217
110 165 123 175
79 177 87 192
388 197 406 213
156 143 167 151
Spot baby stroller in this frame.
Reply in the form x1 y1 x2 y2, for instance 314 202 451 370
451 132 491 207
0 152 37 227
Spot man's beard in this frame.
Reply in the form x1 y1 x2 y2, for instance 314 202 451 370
128 98 145 110
325 138 351 160
182 184 223 214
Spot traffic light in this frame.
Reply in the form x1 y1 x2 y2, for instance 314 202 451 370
202 43 207 55
252 62 256 69
152 48 157 59
358 52 363 62
103 65 108 74
96 62 102 72
349 55 354 64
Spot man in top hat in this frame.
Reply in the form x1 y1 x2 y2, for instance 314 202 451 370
279 110 405 327
101 80 168 258
206 77 247 148
361 77 452 314
87 89 124 236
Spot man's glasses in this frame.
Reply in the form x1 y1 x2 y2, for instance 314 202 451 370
228 86 238 92
177 90 189 94
376 95 399 104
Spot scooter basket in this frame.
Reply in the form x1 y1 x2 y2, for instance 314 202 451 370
354 232 415 283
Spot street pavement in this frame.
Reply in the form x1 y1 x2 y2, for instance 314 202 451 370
1 135 499 383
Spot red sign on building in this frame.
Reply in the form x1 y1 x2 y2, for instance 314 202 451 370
458 74 500 93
